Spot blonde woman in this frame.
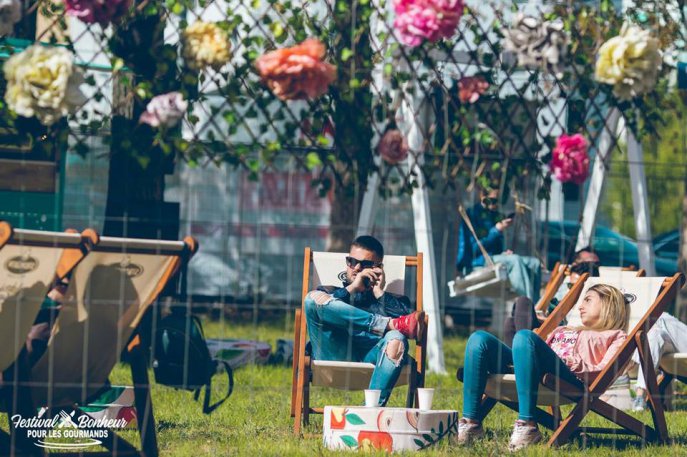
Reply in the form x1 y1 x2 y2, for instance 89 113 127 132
456 284 629 451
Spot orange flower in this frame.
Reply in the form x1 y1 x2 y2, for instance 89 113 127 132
458 76 489 104
255 38 337 101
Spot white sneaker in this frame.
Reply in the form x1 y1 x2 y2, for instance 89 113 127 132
452 418 484 445
632 395 647 412
508 420 542 452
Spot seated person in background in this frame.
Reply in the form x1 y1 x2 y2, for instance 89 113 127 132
304 235 424 406
503 259 599 346
456 284 629 451
629 312 687 411
455 186 541 302
27 277 69 365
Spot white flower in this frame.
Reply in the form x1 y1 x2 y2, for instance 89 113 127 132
502 13 569 76
139 92 188 128
0 0 21 36
595 24 662 100
4 45 86 126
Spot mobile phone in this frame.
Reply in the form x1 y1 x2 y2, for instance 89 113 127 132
362 276 371 288
506 212 516 219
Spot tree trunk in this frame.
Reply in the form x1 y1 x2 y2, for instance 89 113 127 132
325 0 375 252
326 176 363 252
103 11 178 240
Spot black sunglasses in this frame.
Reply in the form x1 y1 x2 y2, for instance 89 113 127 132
346 256 380 270
482 197 498 206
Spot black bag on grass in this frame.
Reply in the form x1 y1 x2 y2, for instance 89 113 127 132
152 310 233 414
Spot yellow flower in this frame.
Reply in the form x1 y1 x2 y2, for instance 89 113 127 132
594 24 662 100
182 21 231 71
3 45 86 126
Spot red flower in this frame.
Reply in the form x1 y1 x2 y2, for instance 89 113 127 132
255 38 337 101
377 130 409 164
551 133 590 185
458 76 489 104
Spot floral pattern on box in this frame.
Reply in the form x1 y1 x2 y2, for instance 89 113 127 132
323 406 458 452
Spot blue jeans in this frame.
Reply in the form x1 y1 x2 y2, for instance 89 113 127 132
491 254 541 303
304 293 408 406
462 330 582 421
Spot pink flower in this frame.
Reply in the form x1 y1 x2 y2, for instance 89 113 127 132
393 0 464 47
551 134 590 185
378 130 409 164
458 76 489 104
255 38 337 101
139 92 188 128
64 0 131 26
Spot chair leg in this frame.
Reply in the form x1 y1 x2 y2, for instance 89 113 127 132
130 339 159 457
4 350 43 456
636 331 669 443
290 309 302 418
547 399 591 447
406 359 418 408
293 363 305 436
302 366 311 426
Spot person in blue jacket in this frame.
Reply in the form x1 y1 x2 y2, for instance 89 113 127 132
456 187 541 302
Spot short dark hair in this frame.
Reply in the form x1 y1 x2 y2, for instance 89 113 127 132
570 261 599 277
574 246 595 257
351 235 384 259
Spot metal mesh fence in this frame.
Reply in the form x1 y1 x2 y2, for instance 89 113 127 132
0 0 686 453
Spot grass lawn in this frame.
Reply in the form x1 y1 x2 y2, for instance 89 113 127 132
5 318 687 456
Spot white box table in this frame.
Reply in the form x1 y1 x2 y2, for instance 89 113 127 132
323 406 458 452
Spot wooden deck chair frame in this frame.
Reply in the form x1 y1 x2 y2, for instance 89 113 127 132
458 272 685 447
534 262 567 313
0 223 97 456
6 234 197 457
291 247 427 436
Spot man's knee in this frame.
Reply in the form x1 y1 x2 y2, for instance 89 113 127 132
513 296 533 313
383 330 408 364
306 290 333 307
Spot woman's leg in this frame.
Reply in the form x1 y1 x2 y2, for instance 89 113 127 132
504 296 539 346
511 329 582 421
462 330 513 422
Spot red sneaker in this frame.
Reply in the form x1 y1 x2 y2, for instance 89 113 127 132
390 311 425 341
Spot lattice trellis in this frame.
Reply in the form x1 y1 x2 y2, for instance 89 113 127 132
0 0 681 219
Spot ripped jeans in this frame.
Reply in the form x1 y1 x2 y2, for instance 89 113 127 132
304 292 408 406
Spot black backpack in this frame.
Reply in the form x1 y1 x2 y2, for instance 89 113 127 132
152 310 233 414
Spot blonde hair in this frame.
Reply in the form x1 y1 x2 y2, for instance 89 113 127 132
582 284 629 332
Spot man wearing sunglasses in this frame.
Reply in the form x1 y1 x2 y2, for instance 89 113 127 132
456 186 541 302
304 235 425 406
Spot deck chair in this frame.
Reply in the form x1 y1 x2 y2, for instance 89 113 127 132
0 223 95 454
599 266 645 283
291 248 428 435
15 235 197 457
534 262 567 314
457 272 684 447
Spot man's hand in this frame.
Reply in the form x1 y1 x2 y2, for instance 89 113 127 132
371 267 386 299
346 268 381 294
495 218 513 232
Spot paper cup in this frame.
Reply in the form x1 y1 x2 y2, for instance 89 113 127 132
364 389 381 407
417 388 434 410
